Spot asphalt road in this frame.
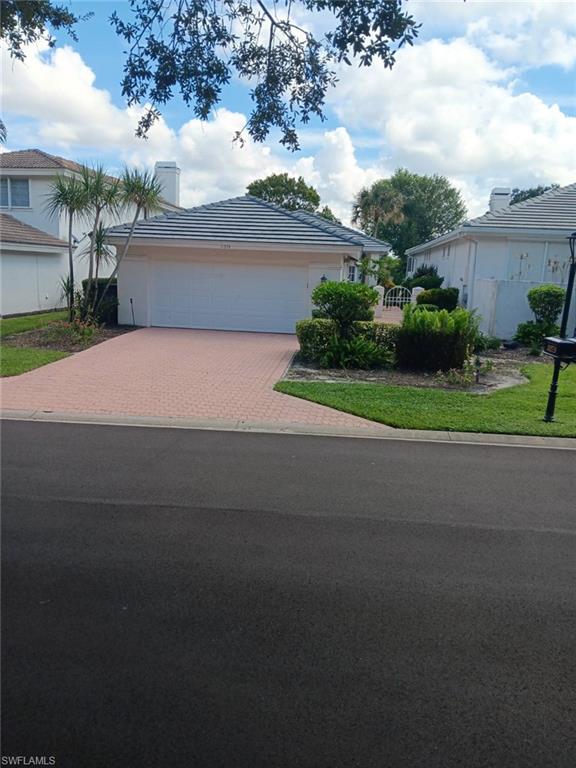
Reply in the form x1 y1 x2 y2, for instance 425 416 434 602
2 421 575 768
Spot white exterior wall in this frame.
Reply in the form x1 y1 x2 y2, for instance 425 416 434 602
408 233 573 338
474 279 576 339
0 249 70 315
117 244 347 328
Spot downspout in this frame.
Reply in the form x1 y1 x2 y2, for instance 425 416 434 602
463 236 478 309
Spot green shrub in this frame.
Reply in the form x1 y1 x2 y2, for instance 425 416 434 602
311 281 378 337
320 335 394 369
396 305 479 371
514 320 558 347
295 319 337 361
45 319 97 344
474 333 501 352
353 321 400 351
295 319 398 368
416 287 459 311
82 278 118 325
413 303 440 312
527 284 565 326
404 265 444 291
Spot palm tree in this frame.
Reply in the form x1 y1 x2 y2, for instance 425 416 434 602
45 175 89 319
0 119 6 144
76 223 116 315
80 165 121 314
352 180 405 239
95 168 163 316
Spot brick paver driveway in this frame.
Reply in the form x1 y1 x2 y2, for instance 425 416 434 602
0 328 385 429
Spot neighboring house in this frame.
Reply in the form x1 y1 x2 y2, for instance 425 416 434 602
106 195 389 333
405 185 576 338
0 214 70 315
0 149 181 315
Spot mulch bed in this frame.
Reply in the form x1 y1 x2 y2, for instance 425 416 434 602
3 325 136 354
286 346 551 393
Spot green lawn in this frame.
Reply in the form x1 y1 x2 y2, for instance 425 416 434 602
275 363 576 437
0 311 69 377
0 346 69 377
0 310 67 338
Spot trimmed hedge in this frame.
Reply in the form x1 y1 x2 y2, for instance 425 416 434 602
396 306 478 372
295 318 399 364
416 287 459 311
82 278 118 325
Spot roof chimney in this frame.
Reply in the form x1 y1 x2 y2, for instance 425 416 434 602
489 187 511 213
154 161 180 206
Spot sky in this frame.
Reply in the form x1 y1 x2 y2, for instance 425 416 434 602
1 0 576 223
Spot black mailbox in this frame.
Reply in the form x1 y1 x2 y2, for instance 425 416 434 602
543 336 576 362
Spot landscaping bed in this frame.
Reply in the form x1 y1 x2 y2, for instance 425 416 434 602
0 312 136 377
2 323 134 354
286 346 546 393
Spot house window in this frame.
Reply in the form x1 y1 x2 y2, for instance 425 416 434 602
0 177 30 208
406 257 414 273
348 264 357 282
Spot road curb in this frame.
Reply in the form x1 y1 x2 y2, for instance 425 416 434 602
2 408 575 449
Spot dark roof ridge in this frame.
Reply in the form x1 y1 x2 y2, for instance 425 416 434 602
467 182 576 225
244 194 364 247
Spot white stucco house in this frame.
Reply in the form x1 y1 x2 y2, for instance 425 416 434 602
106 195 389 333
405 185 576 338
0 149 181 316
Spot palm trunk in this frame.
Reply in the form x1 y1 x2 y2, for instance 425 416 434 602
90 251 101 316
68 214 75 321
94 207 141 317
83 209 100 317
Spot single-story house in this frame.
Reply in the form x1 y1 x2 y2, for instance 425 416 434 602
0 149 181 315
405 184 576 338
106 195 389 333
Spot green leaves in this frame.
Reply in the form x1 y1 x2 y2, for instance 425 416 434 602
353 170 468 272
527 284 565 326
247 173 320 212
311 281 379 337
108 0 419 150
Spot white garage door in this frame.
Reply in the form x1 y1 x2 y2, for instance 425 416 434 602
151 261 310 333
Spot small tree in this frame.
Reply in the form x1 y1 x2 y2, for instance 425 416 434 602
80 165 121 316
45 174 89 319
311 281 378 338
527 284 565 326
95 168 163 316
247 174 320 212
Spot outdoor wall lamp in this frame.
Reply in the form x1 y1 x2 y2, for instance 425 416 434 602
543 230 576 422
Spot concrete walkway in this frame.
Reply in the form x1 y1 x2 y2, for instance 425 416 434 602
0 328 392 431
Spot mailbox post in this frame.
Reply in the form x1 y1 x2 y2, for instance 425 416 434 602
543 231 576 422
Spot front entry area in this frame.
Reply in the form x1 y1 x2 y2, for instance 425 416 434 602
150 261 310 334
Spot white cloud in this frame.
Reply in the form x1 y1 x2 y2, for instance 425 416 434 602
2 11 576 227
330 37 576 214
0 43 376 222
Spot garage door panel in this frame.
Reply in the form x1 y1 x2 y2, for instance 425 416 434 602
151 261 309 333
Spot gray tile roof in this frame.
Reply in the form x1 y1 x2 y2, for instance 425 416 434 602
106 195 390 252
407 182 576 256
465 182 576 231
0 213 68 249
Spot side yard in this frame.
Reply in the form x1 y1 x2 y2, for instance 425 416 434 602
276 364 576 438
0 312 69 377
0 312 132 377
